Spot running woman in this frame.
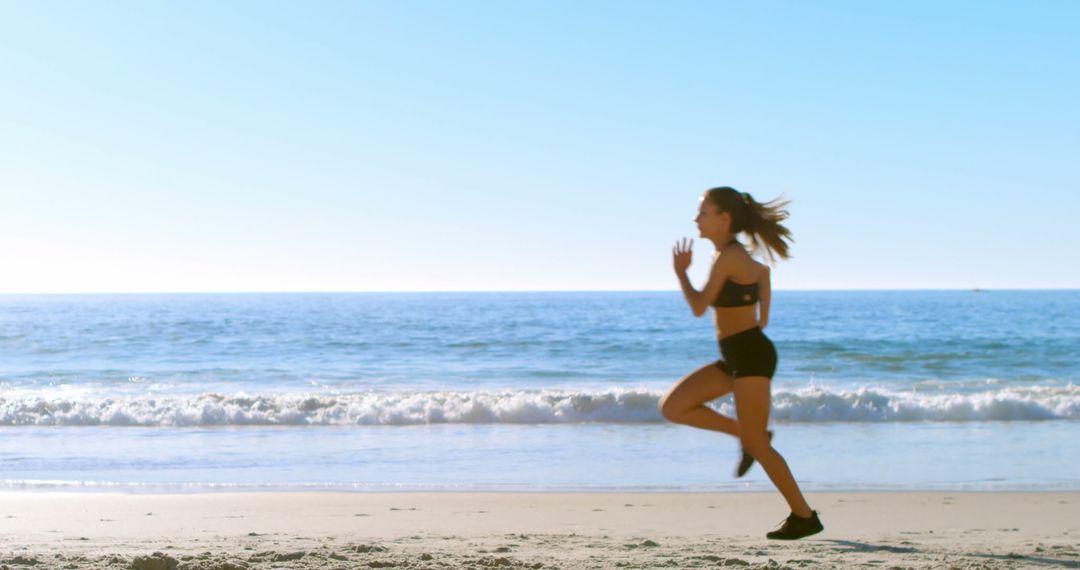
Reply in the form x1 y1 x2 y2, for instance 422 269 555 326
659 186 823 540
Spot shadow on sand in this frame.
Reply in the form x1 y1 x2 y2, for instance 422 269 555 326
821 539 919 555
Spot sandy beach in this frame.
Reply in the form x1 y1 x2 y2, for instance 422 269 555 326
0 492 1076 569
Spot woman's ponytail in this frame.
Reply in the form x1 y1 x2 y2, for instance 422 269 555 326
704 187 793 263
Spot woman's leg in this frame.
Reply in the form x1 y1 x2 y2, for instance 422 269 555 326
734 377 812 517
658 363 739 436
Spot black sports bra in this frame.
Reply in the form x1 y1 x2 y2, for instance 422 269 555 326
712 279 759 307
711 239 759 307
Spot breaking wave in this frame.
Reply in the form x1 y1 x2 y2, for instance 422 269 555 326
1 385 1077 426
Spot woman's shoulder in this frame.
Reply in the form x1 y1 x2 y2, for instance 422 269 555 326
713 246 763 279
733 247 769 281
753 260 770 280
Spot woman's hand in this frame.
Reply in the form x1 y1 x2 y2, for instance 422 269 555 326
672 238 693 274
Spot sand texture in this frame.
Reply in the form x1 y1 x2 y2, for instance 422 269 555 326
0 492 1077 569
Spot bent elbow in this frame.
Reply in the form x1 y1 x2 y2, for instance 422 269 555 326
691 305 708 318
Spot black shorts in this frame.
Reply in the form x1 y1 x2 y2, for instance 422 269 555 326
715 327 777 379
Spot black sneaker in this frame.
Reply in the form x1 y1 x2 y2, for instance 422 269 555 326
735 430 773 478
766 511 824 540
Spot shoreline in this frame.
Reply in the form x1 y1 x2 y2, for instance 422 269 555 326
4 486 1080 494
1 491 1076 568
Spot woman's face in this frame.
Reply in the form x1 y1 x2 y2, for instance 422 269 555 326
695 198 729 239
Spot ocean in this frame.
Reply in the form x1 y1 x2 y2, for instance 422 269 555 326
0 291 1076 492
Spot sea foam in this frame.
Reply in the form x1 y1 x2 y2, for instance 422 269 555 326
1 385 1076 426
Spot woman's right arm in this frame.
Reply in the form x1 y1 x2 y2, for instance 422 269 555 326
673 239 725 317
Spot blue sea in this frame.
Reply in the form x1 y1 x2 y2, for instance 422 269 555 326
0 291 1076 492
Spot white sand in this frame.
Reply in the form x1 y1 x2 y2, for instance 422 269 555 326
0 492 1076 568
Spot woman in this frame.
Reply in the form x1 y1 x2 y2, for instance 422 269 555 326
659 186 823 540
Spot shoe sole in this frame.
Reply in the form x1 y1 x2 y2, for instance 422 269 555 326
767 525 824 540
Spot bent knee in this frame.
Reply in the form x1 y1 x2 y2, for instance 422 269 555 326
658 396 686 423
739 434 773 457
658 398 679 422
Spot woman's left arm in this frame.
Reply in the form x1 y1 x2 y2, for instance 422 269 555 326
757 266 771 329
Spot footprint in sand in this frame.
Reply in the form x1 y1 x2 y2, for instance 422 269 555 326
272 551 307 562
3 556 42 567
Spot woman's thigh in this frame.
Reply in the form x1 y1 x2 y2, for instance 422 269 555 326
733 377 772 436
659 363 735 415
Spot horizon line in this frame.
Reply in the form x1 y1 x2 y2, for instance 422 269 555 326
1 287 1077 296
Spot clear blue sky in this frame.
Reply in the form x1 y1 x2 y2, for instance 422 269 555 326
2 1 1077 293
